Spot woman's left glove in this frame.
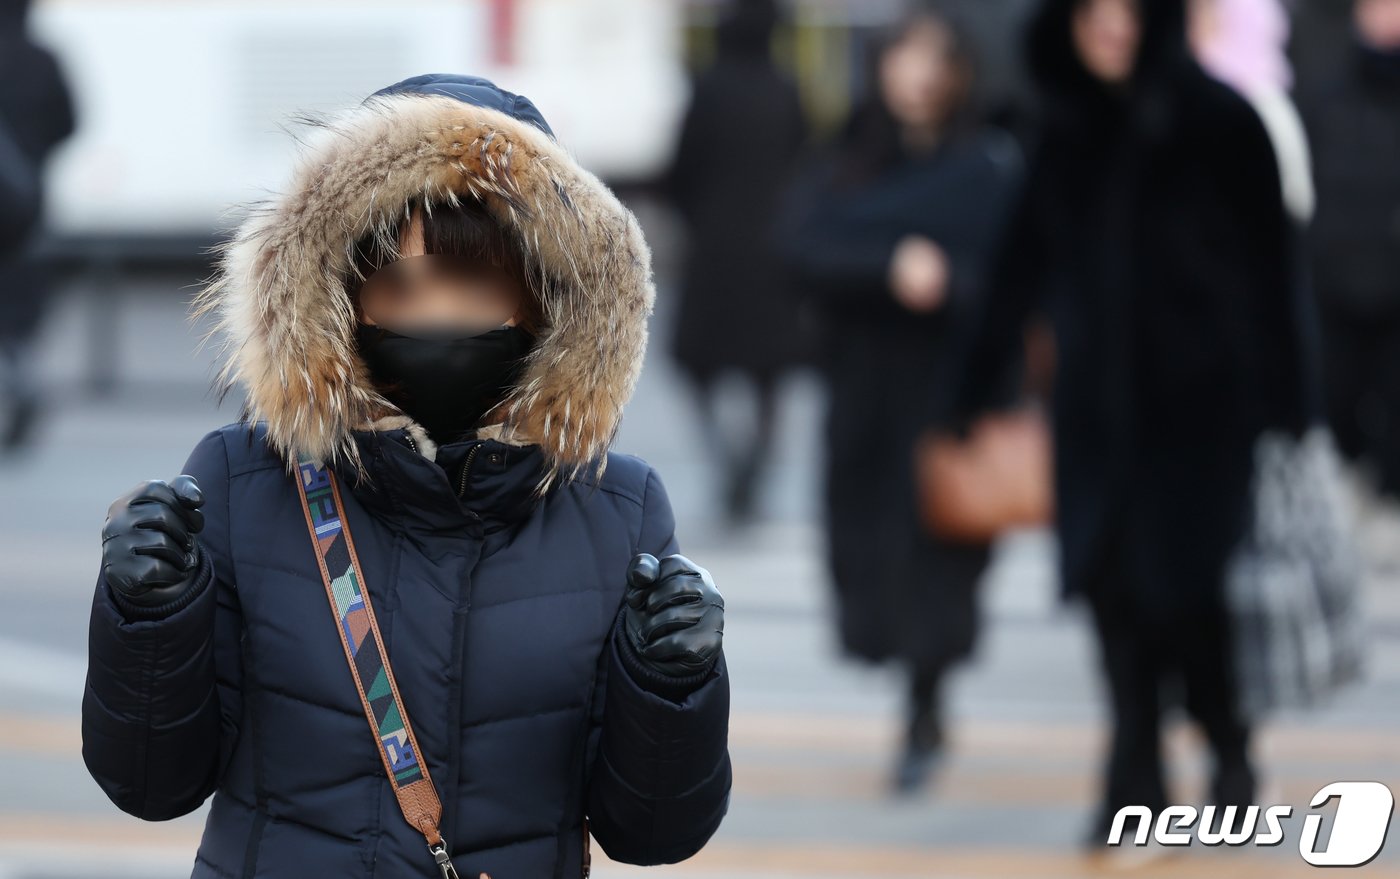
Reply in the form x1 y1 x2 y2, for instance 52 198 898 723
622 552 725 679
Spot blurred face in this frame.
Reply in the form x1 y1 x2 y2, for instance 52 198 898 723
879 18 965 132
1073 0 1142 84
355 207 525 334
1357 0 1400 49
1188 0 1221 56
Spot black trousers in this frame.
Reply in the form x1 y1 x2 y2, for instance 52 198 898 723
1083 550 1253 821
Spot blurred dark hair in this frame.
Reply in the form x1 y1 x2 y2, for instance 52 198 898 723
717 0 783 59
1027 0 1194 138
348 194 545 336
834 4 980 186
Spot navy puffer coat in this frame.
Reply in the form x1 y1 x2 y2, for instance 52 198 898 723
81 75 732 879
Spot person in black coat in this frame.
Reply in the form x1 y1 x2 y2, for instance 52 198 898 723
1299 0 1400 498
949 0 1317 844
781 8 1022 794
665 0 810 524
83 75 731 879
0 0 74 453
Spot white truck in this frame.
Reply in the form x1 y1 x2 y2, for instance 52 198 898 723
32 0 688 238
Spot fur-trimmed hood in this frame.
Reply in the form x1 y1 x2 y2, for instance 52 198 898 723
193 74 655 496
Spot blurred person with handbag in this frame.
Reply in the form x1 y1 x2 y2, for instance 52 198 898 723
82 75 732 879
948 0 1356 849
781 6 1023 795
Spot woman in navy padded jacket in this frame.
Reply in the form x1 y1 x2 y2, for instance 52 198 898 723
83 74 731 879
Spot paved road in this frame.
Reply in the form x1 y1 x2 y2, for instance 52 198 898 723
1 259 1398 878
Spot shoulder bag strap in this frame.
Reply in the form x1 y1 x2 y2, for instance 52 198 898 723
294 453 468 879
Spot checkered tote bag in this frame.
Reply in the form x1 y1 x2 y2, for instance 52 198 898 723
1225 425 1366 719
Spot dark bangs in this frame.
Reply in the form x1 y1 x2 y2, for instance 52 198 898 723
348 193 545 333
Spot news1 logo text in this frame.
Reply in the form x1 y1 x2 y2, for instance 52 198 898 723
1108 781 1395 866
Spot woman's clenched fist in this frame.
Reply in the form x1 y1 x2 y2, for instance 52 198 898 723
623 552 725 678
101 474 206 610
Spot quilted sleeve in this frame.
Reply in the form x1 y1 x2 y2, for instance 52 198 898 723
81 427 245 820
583 465 733 864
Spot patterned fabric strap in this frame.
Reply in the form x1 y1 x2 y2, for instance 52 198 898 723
294 454 462 879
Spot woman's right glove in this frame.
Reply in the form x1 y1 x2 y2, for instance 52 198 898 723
101 475 207 618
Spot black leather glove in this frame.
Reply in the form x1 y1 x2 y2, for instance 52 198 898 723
101 475 207 618
621 552 725 689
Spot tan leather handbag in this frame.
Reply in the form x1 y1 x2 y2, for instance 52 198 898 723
914 406 1053 544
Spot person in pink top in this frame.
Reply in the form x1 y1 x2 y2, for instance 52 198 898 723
1190 0 1316 223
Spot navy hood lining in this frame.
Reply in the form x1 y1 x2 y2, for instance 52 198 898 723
367 73 556 140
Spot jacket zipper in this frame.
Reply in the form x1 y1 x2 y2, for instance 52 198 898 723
399 431 480 505
397 433 588 876
444 437 589 876
457 444 481 499
445 443 482 877
396 428 491 878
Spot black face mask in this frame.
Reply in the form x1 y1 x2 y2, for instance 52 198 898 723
354 322 536 448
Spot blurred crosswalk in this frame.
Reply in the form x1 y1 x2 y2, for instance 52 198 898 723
1 277 1398 878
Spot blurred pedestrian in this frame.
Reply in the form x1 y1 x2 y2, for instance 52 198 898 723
82 75 731 878
781 7 1022 794
666 0 810 525
1300 0 1400 504
949 0 1318 847
0 0 74 455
